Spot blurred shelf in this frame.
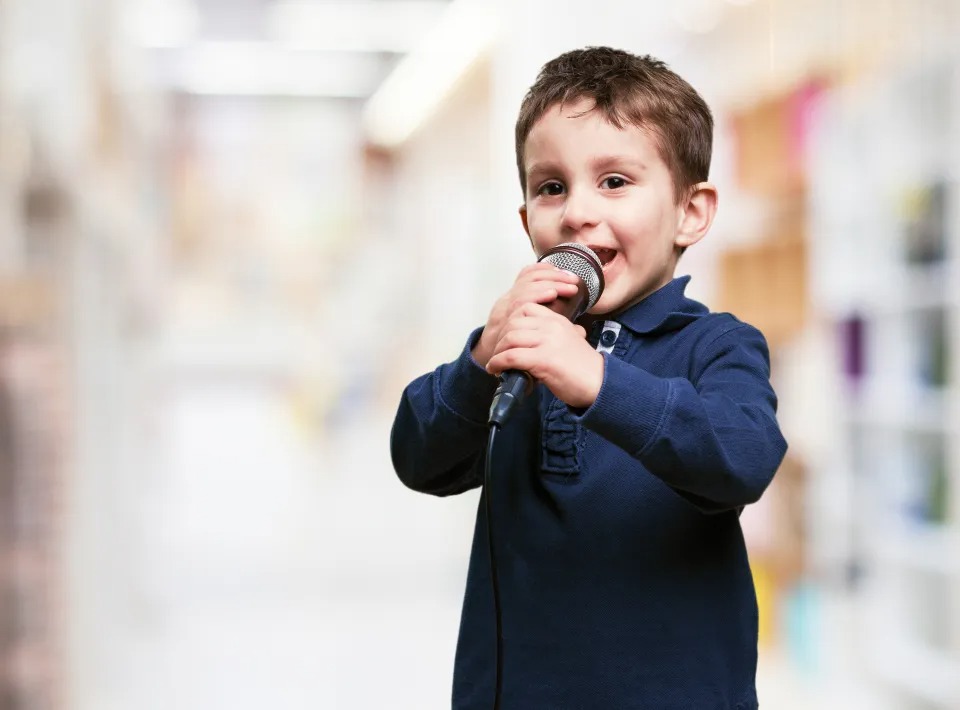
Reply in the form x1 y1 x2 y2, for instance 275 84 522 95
855 261 956 315
902 261 954 311
842 381 949 432
0 274 58 328
865 633 960 709
809 59 960 710
870 522 959 576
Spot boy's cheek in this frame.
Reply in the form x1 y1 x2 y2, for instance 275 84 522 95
527 229 556 255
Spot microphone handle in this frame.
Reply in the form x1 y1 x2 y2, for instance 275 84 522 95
487 279 590 426
545 279 590 320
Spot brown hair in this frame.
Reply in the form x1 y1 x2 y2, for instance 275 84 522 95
515 47 713 204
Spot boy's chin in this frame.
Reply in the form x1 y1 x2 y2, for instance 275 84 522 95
587 294 624 317
587 287 650 317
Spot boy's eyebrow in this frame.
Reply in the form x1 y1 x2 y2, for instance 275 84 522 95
526 161 561 180
526 156 648 180
590 155 648 172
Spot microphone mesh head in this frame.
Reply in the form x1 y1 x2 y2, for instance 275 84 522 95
538 243 604 309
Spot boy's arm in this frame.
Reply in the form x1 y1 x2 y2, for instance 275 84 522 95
392 264 581 496
576 322 788 513
390 328 499 497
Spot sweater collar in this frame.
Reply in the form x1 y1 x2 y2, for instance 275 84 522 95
608 275 706 335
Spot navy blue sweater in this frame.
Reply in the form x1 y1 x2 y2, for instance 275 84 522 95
391 276 788 709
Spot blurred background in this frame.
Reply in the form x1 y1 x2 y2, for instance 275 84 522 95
1 0 958 708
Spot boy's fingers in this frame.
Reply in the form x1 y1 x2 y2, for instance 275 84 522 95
517 263 562 282
487 349 535 375
531 284 577 302
487 312 585 374
495 318 541 351
530 283 579 300
520 286 561 304
514 281 578 299
506 285 577 317
495 310 578 349
518 264 581 284
492 330 541 357
517 262 551 277
503 313 541 328
514 302 569 319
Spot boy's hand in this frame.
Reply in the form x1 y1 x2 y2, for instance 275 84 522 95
485 302 604 410
472 263 582 368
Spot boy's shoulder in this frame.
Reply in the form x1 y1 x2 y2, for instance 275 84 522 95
645 307 771 389
625 277 764 343
673 303 769 354
612 277 771 369
689 309 764 344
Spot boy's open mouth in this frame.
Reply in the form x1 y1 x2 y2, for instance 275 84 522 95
592 247 617 270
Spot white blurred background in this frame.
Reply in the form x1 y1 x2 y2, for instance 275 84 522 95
1 0 959 708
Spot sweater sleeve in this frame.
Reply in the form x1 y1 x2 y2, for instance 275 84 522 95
576 323 788 513
390 327 499 496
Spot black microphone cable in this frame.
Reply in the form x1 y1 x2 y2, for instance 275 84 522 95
482 242 603 710
483 423 504 710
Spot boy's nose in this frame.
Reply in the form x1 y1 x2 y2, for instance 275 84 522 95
560 189 600 233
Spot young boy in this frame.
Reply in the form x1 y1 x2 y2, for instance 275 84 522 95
391 47 788 709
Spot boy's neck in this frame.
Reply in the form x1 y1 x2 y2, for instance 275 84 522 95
578 273 680 329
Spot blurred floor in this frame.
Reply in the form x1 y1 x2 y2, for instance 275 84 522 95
111 374 478 709
110 374 840 709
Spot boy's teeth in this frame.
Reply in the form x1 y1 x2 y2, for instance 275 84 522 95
593 248 616 267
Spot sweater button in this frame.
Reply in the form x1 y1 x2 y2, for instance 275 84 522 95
600 329 617 347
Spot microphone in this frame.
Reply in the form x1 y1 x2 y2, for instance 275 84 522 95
487 243 605 426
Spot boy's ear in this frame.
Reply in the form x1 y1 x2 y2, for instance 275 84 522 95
519 204 530 235
519 204 536 252
675 182 718 250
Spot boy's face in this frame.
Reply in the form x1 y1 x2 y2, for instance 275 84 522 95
520 98 704 316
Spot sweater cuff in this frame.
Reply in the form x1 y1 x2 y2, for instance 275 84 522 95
437 327 499 424
576 354 672 456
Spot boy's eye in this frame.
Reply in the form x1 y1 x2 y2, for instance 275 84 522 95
602 176 627 189
537 181 565 196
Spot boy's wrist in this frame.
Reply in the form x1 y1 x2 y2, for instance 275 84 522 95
437 327 500 424
566 349 605 409
471 331 494 368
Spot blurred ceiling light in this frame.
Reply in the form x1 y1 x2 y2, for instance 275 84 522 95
672 0 723 34
362 0 500 148
269 0 449 52
165 42 385 98
122 0 199 49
